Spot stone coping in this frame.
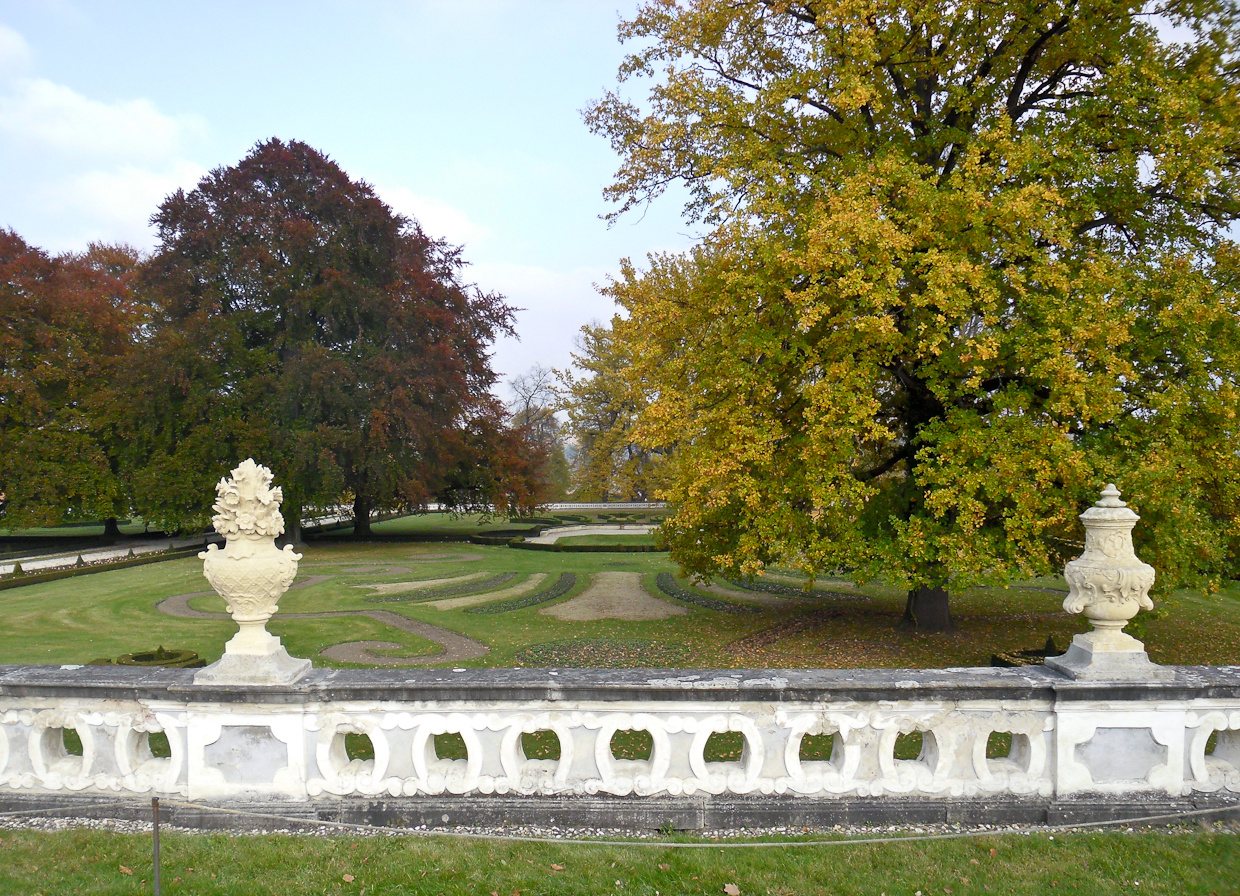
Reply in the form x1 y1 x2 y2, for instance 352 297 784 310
3 791 1238 831
3 663 1239 705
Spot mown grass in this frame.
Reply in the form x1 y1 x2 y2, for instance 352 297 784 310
0 519 153 538
1 826 1237 896
556 533 659 546
1 536 1239 669
4 517 1239 889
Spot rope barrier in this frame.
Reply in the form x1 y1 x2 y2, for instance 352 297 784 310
1 797 1236 848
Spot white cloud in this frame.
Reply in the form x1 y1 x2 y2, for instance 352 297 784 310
0 78 204 160
45 161 206 248
470 261 615 380
0 23 32 74
376 185 489 248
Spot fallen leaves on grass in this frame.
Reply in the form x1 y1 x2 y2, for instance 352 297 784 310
118 866 133 875
516 638 691 668
725 884 741 895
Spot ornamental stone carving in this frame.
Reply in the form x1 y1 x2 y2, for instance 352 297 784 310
1047 484 1172 680
194 459 311 685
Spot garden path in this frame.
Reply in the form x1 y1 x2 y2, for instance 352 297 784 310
429 573 548 610
524 524 656 545
540 571 685 621
155 572 490 666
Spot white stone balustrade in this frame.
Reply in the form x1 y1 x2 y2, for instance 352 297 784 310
2 665 1238 808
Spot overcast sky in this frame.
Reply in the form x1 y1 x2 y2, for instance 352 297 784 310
0 1 697 391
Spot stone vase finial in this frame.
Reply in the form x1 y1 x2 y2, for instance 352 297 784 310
1046 484 1172 680
193 459 311 685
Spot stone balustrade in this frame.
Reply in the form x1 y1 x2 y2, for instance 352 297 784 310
2 663 1238 824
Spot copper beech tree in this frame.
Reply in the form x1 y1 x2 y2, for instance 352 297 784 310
125 139 534 536
586 0 1240 629
0 231 139 532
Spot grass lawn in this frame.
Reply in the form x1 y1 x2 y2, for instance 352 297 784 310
0 538 1238 668
556 533 659 546
1 825 1236 896
2 520 1238 887
0 519 153 538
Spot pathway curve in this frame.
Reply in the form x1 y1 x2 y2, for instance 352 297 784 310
524 524 657 545
0 535 209 576
430 573 547 611
353 571 487 596
155 572 490 667
540 571 685 621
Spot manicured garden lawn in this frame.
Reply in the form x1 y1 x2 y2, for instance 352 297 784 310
1 517 1238 889
0 519 153 538
0 533 1238 669
556 533 659 546
1 825 1236 895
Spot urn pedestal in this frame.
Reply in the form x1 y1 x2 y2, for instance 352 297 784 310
193 459 312 686
1046 484 1173 681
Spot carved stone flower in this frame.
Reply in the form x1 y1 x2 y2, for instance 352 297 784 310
210 459 286 540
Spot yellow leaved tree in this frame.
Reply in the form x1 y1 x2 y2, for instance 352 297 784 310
585 0 1240 629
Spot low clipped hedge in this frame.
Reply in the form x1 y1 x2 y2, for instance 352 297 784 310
655 573 759 614
364 572 518 604
466 572 577 614
725 577 862 601
468 529 542 546
510 538 662 553
0 547 203 592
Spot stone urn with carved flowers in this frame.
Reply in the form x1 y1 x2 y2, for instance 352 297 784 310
1046 484 1172 680
193 459 312 685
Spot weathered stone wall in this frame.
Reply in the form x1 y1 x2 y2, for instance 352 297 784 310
2 664 1237 823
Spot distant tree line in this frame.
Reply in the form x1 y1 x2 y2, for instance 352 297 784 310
0 139 550 538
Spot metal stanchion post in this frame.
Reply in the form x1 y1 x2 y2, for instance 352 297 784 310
152 797 161 896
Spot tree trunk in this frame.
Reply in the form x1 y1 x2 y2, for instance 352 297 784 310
280 506 303 549
899 585 954 632
352 494 372 538
102 517 121 538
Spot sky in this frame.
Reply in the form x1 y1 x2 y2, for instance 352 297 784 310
0 1 699 391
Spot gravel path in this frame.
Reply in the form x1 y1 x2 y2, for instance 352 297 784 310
156 574 490 666
525 525 656 545
354 572 487 596
540 571 685 621
430 573 547 610
2 809 1224 839
318 610 488 665
0 535 208 576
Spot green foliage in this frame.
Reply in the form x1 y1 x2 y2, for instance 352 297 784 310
561 320 672 501
118 138 526 534
586 0 1240 598
2 826 1238 896
0 233 140 529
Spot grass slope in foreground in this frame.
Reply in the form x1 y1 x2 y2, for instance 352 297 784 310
1 827 1237 896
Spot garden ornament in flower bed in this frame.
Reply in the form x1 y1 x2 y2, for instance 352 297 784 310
1046 484 1173 680
193 459 311 685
